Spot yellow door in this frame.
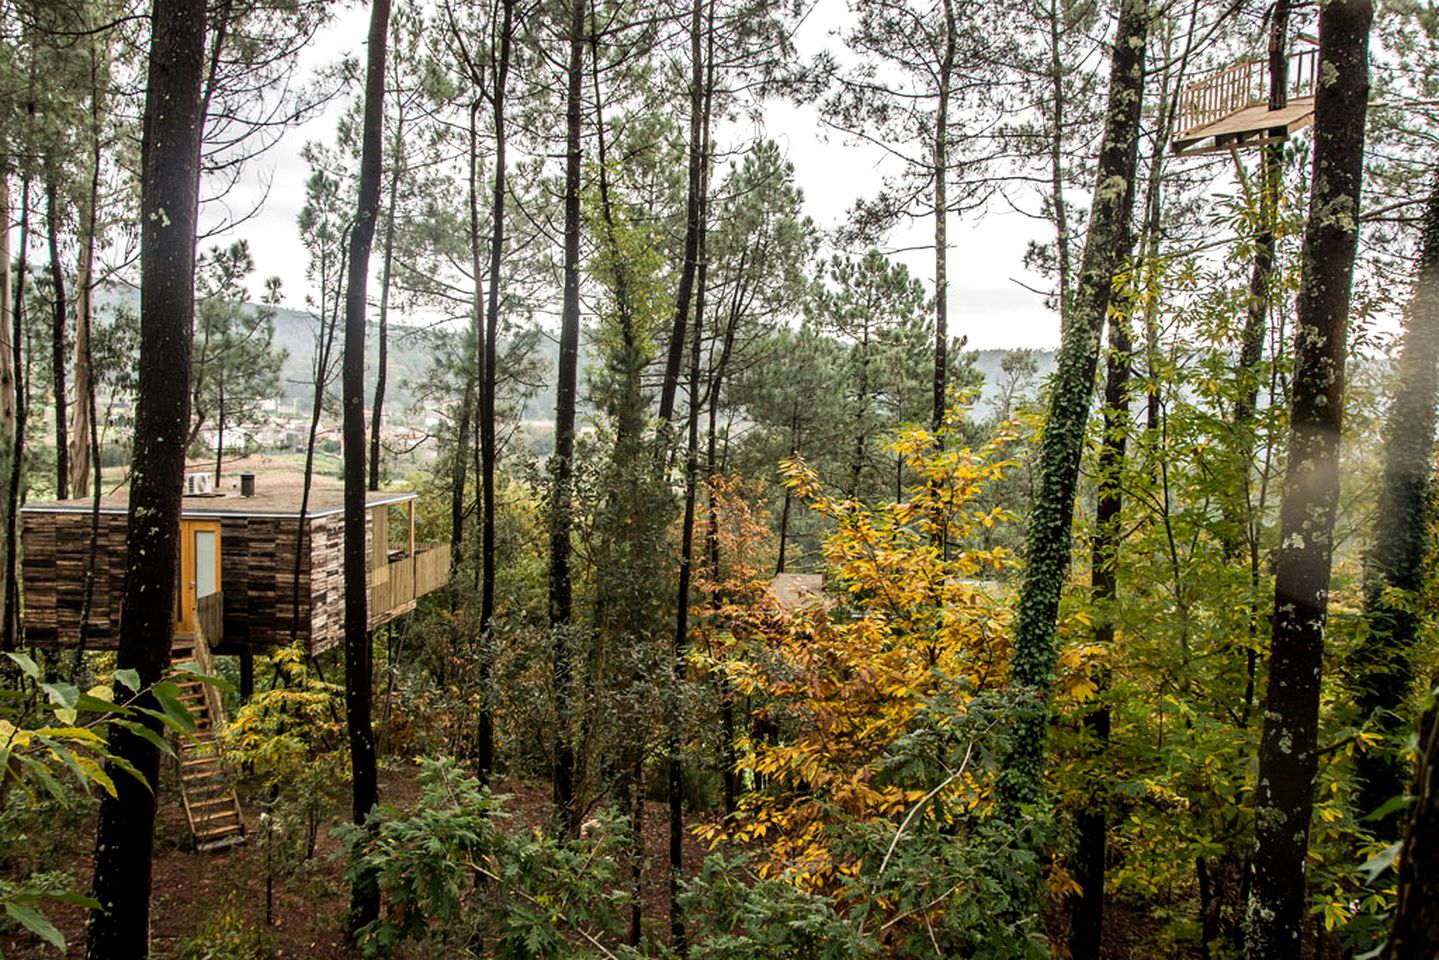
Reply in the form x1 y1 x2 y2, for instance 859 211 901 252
175 519 222 635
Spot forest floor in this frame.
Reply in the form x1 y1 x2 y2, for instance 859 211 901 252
1 763 711 959
1 761 1340 960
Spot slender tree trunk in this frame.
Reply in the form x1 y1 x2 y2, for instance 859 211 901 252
549 0 585 836
848 325 871 497
670 213 705 956
70 30 104 501
1070 287 1132 960
70 233 95 499
3 179 29 653
84 0 205 953
0 177 13 644
291 263 340 643
1388 688 1439 959
1047 0 1072 326
477 0 514 785
368 135 401 493
451 104 482 580
656 0 706 427
775 410 798 576
45 180 68 501
341 0 390 939
1348 179 1439 837
214 387 224 484
1244 4 1372 957
931 0 955 435
999 0 1148 817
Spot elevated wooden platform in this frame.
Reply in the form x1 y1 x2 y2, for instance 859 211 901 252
1172 98 1315 155
1172 47 1318 156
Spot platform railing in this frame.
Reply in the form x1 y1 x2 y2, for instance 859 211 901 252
1177 47 1318 137
370 543 452 620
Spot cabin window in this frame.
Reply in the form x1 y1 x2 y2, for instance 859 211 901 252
195 530 218 598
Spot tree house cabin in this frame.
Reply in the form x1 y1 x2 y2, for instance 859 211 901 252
1171 46 1319 156
20 481 451 657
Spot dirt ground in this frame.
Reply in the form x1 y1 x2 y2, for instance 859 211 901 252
1 765 711 959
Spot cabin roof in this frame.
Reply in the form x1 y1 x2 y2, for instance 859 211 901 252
21 486 415 519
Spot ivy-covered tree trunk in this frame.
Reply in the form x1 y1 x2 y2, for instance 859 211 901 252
341 0 390 939
999 0 1148 813
1388 692 1439 958
84 0 206 954
1349 178 1439 836
1071 297 1132 960
1244 3 1372 957
550 0 586 836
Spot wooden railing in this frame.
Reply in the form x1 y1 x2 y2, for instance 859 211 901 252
1177 47 1319 136
370 543 451 621
191 591 227 726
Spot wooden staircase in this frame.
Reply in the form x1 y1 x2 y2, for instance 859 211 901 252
172 598 245 852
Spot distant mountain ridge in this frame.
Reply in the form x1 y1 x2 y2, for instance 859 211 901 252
93 281 1055 423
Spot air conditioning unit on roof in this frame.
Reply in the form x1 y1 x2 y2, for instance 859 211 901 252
184 473 214 496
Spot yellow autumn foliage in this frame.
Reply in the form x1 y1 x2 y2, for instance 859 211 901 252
697 418 1019 901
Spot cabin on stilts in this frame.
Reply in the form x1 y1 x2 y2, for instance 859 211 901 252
1171 42 1319 156
19 473 451 850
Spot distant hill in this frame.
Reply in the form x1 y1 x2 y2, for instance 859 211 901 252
95 281 444 418
94 281 1055 424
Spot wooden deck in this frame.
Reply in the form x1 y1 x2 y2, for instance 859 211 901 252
1172 47 1318 156
1172 98 1315 155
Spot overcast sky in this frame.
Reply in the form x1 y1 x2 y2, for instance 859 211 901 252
206 1 1070 351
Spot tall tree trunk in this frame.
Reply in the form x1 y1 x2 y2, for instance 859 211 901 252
0 177 13 644
478 0 515 784
451 103 482 580
84 0 205 953
1046 0 1072 326
45 180 68 501
848 324 872 497
1387 688 1439 959
342 0 390 939
656 0 706 427
69 29 105 502
368 136 401 493
550 0 585 836
999 0 1148 817
214 387 224 484
1348 179 1439 837
2 179 28 653
931 0 955 435
670 211 706 956
1244 4 1372 957
1070 289 1132 960
70 227 95 499
291 258 341 643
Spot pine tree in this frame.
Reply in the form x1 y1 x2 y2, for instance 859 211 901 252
999 0 1149 822
1245 3 1374 956
341 0 391 937
84 0 207 954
